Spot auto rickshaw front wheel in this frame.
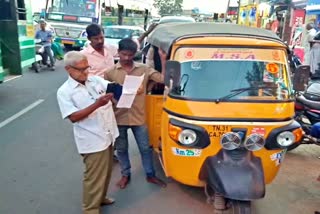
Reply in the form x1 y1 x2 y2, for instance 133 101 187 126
213 200 251 214
205 185 251 214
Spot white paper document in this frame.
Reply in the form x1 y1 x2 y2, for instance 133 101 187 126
116 74 145 108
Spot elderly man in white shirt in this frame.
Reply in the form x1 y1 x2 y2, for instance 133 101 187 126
57 51 119 214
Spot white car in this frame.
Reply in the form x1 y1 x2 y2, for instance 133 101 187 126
104 25 145 49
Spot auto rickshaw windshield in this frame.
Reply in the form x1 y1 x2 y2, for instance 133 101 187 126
172 47 292 101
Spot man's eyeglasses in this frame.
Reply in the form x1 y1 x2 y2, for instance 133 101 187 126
70 65 91 72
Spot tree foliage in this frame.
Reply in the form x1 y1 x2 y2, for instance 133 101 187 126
153 0 183 16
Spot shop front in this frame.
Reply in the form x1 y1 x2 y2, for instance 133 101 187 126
306 0 320 25
257 2 271 28
238 0 258 27
237 0 273 28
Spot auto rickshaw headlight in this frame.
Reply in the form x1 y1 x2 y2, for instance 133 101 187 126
178 129 197 145
277 131 295 147
220 132 242 150
244 133 265 151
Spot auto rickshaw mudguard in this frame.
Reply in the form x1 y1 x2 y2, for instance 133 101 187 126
199 149 265 201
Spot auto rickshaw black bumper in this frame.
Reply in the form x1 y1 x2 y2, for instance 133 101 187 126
199 149 265 201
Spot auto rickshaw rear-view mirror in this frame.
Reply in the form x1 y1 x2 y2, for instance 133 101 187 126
165 60 181 89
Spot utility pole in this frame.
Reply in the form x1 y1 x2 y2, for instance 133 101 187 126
236 0 241 24
226 0 231 15
118 3 123 25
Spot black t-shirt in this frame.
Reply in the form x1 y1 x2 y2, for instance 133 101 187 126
314 32 320 41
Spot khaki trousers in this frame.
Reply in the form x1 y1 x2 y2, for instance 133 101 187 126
82 145 113 214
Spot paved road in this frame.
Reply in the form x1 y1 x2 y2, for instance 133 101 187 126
0 62 319 214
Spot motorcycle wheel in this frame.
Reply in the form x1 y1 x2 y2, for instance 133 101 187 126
215 200 251 214
31 62 40 73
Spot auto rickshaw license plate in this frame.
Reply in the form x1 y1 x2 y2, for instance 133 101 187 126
207 125 231 138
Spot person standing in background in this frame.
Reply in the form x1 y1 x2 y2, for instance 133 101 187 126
81 24 118 77
302 23 317 66
309 32 320 75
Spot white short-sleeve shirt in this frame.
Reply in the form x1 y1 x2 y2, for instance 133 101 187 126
57 76 119 154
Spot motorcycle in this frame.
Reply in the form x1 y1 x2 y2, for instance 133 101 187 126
291 82 320 150
32 49 43 73
31 39 55 73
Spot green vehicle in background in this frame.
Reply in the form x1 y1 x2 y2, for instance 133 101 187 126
0 0 36 83
101 8 149 29
0 46 4 83
43 0 102 49
42 0 151 50
100 0 151 29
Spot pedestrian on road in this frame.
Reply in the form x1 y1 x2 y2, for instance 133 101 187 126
35 20 55 70
57 51 119 214
104 38 167 189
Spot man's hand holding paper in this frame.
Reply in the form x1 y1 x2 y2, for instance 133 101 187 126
116 74 145 108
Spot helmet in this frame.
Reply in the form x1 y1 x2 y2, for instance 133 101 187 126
310 122 320 138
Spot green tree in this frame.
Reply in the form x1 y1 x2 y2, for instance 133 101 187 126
153 0 183 16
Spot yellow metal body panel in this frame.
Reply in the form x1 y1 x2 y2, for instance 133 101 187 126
164 97 294 120
161 113 288 186
146 95 163 149
145 95 292 186
173 37 287 49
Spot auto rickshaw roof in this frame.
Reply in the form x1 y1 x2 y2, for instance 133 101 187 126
147 22 285 53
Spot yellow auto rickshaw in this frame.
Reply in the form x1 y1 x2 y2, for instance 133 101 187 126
145 23 303 213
